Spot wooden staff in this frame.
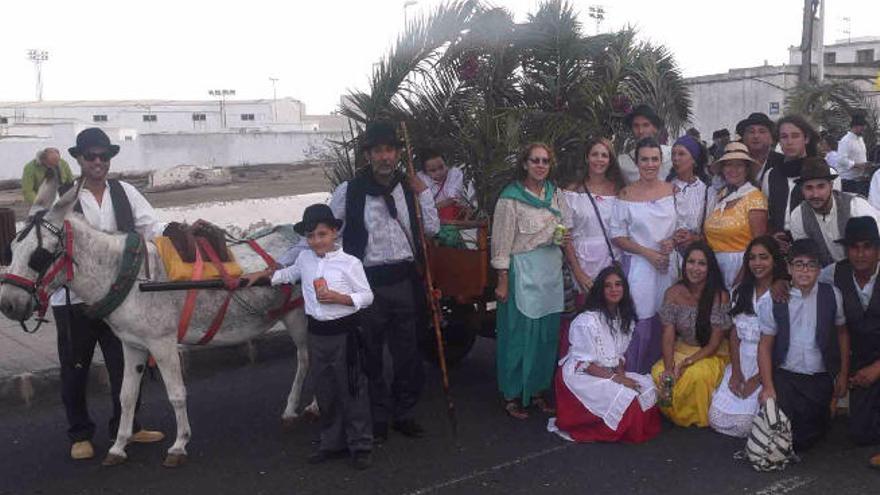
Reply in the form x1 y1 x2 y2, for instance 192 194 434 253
400 121 457 437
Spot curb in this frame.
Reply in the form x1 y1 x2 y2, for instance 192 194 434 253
0 329 295 408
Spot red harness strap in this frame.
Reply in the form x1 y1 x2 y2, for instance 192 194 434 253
36 221 75 317
194 238 237 345
177 249 204 342
245 240 304 319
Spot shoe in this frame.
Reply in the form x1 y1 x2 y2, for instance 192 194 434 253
307 449 348 465
504 400 529 420
130 429 165 443
870 453 880 470
70 440 95 460
351 450 372 470
531 395 556 415
373 422 388 444
392 419 425 438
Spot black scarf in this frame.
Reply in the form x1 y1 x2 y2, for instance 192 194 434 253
767 157 805 232
343 168 423 265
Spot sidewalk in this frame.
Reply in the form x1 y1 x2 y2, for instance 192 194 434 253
0 316 292 407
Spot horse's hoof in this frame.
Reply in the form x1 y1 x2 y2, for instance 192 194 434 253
162 453 187 468
102 453 127 467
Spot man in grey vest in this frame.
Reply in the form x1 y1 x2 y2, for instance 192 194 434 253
757 238 851 451
789 157 880 267
818 217 880 467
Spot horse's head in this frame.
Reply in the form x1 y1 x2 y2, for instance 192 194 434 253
0 173 81 323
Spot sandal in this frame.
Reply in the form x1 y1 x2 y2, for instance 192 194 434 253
504 400 529 420
531 396 556 415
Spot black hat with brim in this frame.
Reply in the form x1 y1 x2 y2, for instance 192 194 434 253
359 121 404 151
736 112 776 137
68 127 120 158
794 156 838 184
624 104 663 130
294 203 343 236
834 216 880 245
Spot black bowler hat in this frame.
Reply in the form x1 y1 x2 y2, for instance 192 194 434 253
835 216 880 246
624 104 663 130
736 112 776 138
294 203 343 235
68 127 120 159
794 156 838 184
359 121 404 151
712 128 730 140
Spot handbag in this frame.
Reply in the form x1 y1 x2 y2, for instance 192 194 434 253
742 398 798 472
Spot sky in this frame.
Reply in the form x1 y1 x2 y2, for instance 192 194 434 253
1 0 878 114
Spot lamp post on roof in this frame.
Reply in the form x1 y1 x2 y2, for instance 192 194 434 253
269 77 279 122
588 5 605 35
208 89 235 128
26 49 49 102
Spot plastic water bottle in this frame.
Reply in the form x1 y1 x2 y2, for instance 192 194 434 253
658 375 674 408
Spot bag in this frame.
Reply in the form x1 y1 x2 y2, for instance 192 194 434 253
154 236 243 282
742 398 798 472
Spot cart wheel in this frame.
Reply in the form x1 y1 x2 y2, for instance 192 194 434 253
419 301 477 367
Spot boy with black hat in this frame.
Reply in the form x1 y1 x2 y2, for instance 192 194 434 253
818 217 880 468
244 203 375 469
618 104 673 184
757 238 851 451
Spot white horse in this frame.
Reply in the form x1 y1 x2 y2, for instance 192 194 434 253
0 175 312 467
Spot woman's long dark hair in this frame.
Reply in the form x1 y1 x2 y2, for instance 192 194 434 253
583 137 625 191
730 236 787 317
678 242 726 346
583 265 636 335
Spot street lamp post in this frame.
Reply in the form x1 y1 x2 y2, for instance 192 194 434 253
27 49 49 102
269 77 279 122
588 5 605 35
209 89 236 128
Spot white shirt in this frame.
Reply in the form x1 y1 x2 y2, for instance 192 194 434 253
270 247 373 321
417 166 471 205
672 177 716 233
824 150 841 171
868 172 880 211
757 283 845 375
617 144 673 185
329 180 440 268
836 131 868 180
51 181 164 306
790 195 880 264
820 262 880 311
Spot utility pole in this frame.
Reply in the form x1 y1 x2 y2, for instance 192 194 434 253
209 89 235 128
816 0 825 82
799 0 819 84
269 77 279 122
27 49 49 101
588 5 605 35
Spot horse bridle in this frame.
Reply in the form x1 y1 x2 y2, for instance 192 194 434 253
0 210 75 333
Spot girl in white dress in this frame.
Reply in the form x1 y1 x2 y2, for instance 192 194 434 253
563 137 624 292
709 236 786 437
550 265 661 443
611 138 678 373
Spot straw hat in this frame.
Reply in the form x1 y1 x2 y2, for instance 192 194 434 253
710 142 758 176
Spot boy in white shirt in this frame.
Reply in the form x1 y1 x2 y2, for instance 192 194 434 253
244 204 375 469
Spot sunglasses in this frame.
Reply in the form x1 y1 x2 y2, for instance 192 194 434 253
81 151 113 163
528 157 551 165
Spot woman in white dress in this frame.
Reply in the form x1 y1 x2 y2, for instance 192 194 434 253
550 265 661 443
708 235 786 437
611 138 678 373
668 135 715 254
563 137 624 293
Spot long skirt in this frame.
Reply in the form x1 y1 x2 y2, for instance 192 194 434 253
651 342 728 427
849 380 880 446
774 369 833 451
625 316 663 374
549 371 661 443
497 270 560 407
709 365 762 438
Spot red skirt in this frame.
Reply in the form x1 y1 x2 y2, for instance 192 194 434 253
553 370 661 444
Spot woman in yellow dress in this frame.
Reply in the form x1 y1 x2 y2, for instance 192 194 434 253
651 242 731 427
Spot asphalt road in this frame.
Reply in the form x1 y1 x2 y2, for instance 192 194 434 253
1 338 876 495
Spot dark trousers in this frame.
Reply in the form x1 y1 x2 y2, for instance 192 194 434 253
842 179 870 196
849 379 880 446
361 278 425 424
53 303 142 443
309 332 372 452
774 369 833 452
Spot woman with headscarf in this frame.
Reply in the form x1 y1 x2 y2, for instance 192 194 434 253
704 142 769 288
669 135 716 254
651 242 731 427
492 142 573 420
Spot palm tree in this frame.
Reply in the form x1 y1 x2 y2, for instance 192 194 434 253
327 0 692 215
785 80 879 151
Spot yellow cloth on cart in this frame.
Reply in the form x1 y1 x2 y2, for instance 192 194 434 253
153 236 243 281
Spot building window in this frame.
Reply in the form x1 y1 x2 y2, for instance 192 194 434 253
192 113 206 121
0 117 8 124
93 114 108 122
240 113 255 121
142 114 157 122
857 49 875 64
824 52 836 64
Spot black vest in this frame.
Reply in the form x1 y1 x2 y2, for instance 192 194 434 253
768 157 805 233
833 261 880 370
771 282 840 375
60 179 136 233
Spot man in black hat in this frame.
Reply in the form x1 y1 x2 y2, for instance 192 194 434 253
789 157 880 267
329 121 439 442
757 238 850 451
619 104 672 184
837 113 872 195
737 112 784 186
55 127 165 460
817 217 880 465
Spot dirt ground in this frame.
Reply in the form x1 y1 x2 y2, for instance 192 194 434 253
0 163 333 219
